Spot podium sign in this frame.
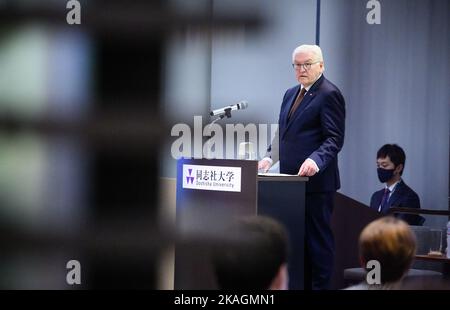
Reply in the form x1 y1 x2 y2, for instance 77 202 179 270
181 164 242 192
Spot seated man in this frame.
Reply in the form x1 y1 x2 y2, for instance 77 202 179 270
346 217 416 290
370 144 424 225
211 215 289 290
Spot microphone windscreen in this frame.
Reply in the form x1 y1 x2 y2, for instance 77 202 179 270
239 101 249 109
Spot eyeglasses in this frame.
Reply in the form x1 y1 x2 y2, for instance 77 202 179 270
292 61 321 71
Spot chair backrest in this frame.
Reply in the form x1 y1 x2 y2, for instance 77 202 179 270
394 213 425 226
416 215 426 226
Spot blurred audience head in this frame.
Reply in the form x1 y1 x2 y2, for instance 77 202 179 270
359 216 416 284
212 215 289 290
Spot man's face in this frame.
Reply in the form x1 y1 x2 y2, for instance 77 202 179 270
376 156 395 170
293 51 324 87
377 156 402 175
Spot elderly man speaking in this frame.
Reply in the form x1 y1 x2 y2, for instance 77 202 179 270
259 44 346 290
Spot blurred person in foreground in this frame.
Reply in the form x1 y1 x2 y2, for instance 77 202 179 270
346 217 416 290
212 215 289 290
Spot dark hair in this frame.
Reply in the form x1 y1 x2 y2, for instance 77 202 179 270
377 144 406 175
212 216 289 289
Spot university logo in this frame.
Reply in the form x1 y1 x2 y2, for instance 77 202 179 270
186 168 195 184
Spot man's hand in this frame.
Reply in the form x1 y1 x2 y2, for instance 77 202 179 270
298 159 319 177
258 159 272 172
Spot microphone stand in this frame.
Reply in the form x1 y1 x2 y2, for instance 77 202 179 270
204 109 232 159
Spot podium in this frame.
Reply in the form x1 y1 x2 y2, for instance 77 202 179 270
175 158 307 289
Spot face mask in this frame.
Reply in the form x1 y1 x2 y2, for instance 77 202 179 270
377 167 395 183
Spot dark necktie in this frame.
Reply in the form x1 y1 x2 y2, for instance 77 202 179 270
288 87 307 121
378 188 391 213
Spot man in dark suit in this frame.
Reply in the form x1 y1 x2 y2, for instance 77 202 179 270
370 144 423 226
258 44 345 290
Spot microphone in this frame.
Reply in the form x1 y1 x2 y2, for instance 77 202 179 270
210 101 248 117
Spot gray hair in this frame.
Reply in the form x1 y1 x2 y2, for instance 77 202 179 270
292 44 324 62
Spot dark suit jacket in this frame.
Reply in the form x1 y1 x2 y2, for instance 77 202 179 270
278 74 345 193
370 180 423 225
